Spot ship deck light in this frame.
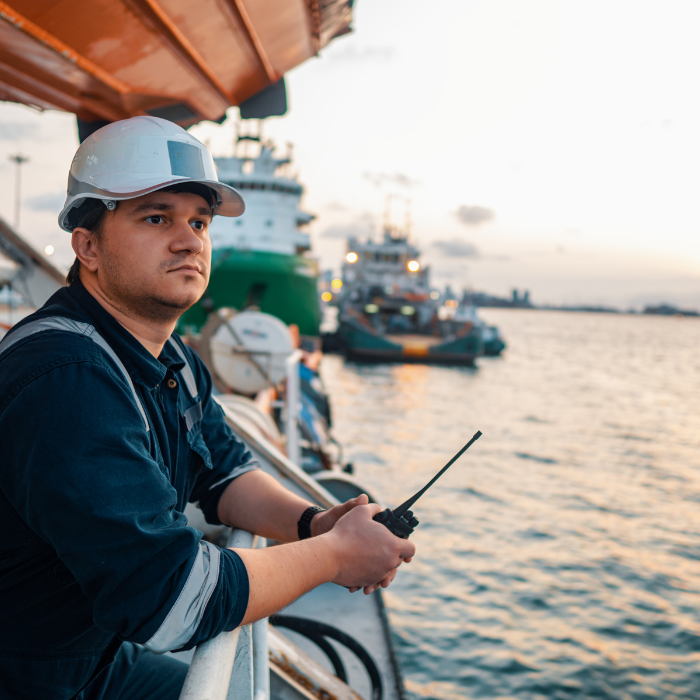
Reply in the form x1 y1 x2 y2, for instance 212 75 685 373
407 260 420 272
331 279 343 289
346 252 358 263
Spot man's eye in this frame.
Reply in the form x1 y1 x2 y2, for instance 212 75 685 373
191 220 206 231
145 215 164 225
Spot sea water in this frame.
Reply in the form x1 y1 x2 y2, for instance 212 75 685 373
320 310 700 700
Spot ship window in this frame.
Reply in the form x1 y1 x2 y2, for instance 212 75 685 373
364 252 371 260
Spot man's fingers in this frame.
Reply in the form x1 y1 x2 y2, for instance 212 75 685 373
336 494 368 517
400 541 416 560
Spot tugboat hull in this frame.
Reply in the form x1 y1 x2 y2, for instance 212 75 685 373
339 318 483 365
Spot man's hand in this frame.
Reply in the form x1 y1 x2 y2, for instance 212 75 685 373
235 495 417 625
311 494 413 594
325 499 416 595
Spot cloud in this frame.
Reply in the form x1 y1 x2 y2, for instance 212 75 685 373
363 172 421 189
454 205 495 226
324 201 348 212
321 224 369 240
25 192 65 212
320 211 378 240
0 122 39 141
432 239 480 258
327 46 394 62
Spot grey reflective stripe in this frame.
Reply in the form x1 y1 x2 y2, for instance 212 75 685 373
207 460 261 491
0 317 150 432
184 402 203 432
167 337 198 400
144 540 221 654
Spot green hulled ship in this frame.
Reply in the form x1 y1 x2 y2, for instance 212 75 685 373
178 135 320 338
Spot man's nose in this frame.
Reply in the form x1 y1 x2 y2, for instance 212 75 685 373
170 221 204 256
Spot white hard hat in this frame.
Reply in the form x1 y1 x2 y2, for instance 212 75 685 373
58 116 244 232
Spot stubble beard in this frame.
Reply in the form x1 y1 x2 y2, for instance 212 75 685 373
100 250 209 324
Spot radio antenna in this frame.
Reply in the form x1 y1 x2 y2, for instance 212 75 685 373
393 431 482 518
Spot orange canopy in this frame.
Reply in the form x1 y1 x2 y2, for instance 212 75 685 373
0 0 352 127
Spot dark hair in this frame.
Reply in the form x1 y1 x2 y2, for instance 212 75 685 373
66 199 110 285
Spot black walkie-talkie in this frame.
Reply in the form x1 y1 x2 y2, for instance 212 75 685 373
372 431 482 539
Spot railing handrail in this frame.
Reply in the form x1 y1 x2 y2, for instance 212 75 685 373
284 349 303 467
178 530 267 700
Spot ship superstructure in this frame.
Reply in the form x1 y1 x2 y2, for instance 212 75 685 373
211 140 314 256
340 230 435 330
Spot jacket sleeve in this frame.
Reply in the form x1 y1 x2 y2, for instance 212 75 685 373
0 358 248 652
184 347 261 525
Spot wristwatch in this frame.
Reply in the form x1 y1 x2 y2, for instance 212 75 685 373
297 505 325 540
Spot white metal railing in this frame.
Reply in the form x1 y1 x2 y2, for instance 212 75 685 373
178 530 268 700
284 349 303 467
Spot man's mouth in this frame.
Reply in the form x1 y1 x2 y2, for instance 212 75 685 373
169 264 201 274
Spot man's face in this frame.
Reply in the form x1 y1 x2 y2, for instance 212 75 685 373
93 190 213 321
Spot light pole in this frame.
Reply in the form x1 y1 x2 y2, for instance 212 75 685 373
8 153 29 230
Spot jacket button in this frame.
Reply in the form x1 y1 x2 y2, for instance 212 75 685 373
167 378 178 389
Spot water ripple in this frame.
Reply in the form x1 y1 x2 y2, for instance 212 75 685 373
322 310 700 699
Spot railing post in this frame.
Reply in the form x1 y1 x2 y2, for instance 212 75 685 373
252 538 269 700
284 349 303 466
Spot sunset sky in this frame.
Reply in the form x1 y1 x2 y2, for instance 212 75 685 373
1 0 699 308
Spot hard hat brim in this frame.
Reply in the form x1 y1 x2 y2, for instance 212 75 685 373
58 177 244 232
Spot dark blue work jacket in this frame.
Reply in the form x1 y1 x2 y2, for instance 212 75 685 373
0 278 257 698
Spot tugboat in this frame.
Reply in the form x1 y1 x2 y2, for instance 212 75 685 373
334 226 484 365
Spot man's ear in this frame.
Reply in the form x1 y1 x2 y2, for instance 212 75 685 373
71 227 100 273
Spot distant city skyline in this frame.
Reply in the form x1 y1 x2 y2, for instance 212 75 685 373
0 0 698 309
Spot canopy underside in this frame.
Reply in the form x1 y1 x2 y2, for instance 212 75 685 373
0 0 352 126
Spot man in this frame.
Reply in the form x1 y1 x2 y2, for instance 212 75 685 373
0 117 415 700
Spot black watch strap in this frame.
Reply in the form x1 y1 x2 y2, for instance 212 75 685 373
298 506 325 540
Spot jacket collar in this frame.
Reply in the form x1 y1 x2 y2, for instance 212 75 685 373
66 279 183 390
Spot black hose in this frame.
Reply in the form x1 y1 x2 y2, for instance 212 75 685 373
305 632 347 683
270 614 383 700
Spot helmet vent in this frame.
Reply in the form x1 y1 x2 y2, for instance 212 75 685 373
167 141 205 179
146 103 198 123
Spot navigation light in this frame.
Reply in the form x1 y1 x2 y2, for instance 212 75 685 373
407 260 420 272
